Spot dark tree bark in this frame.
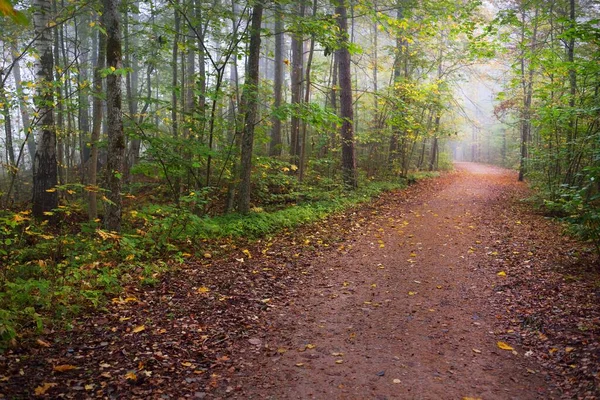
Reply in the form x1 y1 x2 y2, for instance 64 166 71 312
518 6 538 182
334 0 357 189
237 1 263 214
32 0 58 219
103 0 125 232
289 2 304 167
269 2 284 157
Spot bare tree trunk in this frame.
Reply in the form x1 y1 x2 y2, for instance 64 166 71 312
269 2 284 157
11 45 36 161
289 2 305 167
237 1 263 213
335 0 357 190
76 13 91 182
32 0 58 219
518 6 538 182
0 76 17 204
88 19 106 221
103 0 125 232
299 0 318 181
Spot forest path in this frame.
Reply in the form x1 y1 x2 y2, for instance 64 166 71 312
223 163 550 399
4 163 582 400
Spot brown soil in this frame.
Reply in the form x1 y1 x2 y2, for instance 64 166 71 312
2 163 598 399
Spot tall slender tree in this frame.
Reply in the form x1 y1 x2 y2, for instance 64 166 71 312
237 0 263 214
103 0 125 231
32 0 58 219
334 0 357 189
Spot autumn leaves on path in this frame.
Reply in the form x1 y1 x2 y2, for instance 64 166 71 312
232 163 549 399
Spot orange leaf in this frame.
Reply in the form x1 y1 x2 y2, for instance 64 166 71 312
34 382 57 395
53 364 78 372
496 341 514 351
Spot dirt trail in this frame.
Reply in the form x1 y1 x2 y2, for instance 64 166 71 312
225 163 549 399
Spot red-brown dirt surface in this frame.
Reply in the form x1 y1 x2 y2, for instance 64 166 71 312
1 163 599 399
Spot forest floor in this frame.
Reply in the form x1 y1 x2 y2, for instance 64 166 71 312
1 163 599 399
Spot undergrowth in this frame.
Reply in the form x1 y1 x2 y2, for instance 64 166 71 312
0 172 417 349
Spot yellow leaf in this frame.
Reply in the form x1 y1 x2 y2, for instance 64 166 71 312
34 382 57 395
132 325 145 333
472 348 481 354
53 364 78 372
110 66 116 72
497 271 506 277
462 397 482 400
125 371 137 381
45 188 56 193
565 347 574 353
125 254 135 261
335 360 344 364
277 347 287 354
295 363 304 367
549 347 558 354
408 291 417 296
197 286 210 294
305 343 316 349
242 249 252 258
203 252 212 258
84 384 94 390
497 341 514 351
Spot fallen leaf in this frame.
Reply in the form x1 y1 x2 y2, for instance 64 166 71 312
497 271 506 277
84 384 95 391
335 359 344 364
53 364 78 372
331 352 344 356
408 291 417 296
295 363 304 367
132 325 146 333
497 341 514 351
565 347 574 353
36 339 51 348
305 343 316 349
34 382 57 395
203 252 212 258
393 379 401 384
197 286 210 294
472 348 481 354
242 249 252 258
125 371 137 381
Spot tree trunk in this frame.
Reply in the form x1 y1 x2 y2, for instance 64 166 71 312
335 0 357 190
88 18 106 221
518 6 538 182
103 0 125 232
11 45 36 161
237 1 263 214
269 2 284 157
289 3 304 168
32 0 58 219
